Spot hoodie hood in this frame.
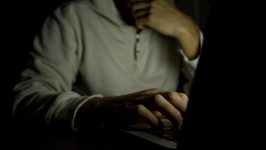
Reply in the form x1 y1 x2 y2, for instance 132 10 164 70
89 0 125 25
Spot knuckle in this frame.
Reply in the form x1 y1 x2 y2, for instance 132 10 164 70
180 93 189 100
154 94 164 104
168 92 177 100
175 111 183 126
176 110 182 118
136 104 146 114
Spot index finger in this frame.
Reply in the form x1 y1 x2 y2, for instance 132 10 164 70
153 94 184 128
161 92 188 114
126 88 168 100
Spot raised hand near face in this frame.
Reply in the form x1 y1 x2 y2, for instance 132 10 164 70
130 0 201 60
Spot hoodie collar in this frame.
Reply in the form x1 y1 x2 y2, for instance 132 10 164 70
90 0 125 25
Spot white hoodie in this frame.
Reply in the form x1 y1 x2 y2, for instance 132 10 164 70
12 0 200 130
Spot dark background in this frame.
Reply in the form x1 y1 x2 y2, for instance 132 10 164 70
1 0 211 131
2 0 69 129
2 1 265 149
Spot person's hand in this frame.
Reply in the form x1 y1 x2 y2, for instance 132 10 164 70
76 88 188 129
130 0 200 59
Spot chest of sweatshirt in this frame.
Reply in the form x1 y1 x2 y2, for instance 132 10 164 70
64 1 181 95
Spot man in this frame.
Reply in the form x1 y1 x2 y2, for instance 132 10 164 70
12 0 202 131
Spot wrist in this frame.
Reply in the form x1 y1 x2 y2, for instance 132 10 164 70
174 23 201 60
75 97 104 128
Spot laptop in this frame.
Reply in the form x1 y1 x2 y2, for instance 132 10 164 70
120 119 180 149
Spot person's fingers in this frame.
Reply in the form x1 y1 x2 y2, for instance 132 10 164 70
133 9 149 19
179 92 189 111
154 94 183 128
118 88 162 101
152 111 163 119
128 88 168 101
165 92 189 115
130 1 151 29
135 104 162 128
131 1 150 14
140 88 165 95
135 18 147 30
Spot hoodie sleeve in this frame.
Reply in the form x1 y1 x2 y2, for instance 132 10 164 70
179 30 204 94
12 4 102 131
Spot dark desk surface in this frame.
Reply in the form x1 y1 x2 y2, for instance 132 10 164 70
3 126 171 150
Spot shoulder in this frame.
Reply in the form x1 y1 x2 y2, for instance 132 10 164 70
52 0 96 20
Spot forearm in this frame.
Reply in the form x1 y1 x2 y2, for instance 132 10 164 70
167 7 201 60
174 23 201 60
13 82 86 130
135 0 201 60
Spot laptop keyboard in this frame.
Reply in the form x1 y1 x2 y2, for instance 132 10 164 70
127 119 181 142
143 126 181 141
